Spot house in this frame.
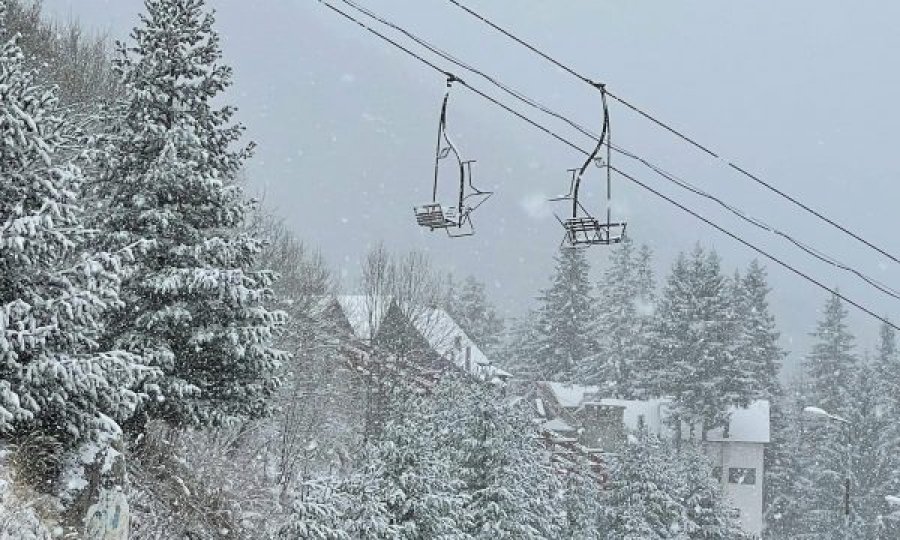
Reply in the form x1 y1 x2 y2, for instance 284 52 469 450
529 381 770 537
331 295 512 385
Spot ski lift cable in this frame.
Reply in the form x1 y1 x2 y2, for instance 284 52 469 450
332 0 900 297
334 0 602 144
316 0 900 326
609 146 900 301
443 0 900 268
335 0 625 246
610 164 900 332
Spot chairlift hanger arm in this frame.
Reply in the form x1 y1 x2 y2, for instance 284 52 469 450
571 85 610 218
433 76 467 219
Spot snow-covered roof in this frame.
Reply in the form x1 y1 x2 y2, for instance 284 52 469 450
538 379 770 444
412 307 489 366
540 417 576 433
333 295 510 382
598 397 771 444
545 382 600 409
334 295 391 340
707 400 770 443
414 307 512 381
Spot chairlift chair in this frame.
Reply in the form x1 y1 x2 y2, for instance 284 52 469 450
414 77 492 238
561 216 627 247
550 84 627 248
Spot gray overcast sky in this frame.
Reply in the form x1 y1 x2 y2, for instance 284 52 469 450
41 0 900 373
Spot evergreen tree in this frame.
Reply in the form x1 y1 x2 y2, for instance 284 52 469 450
676 444 747 539
784 298 859 539
532 247 595 381
498 313 541 380
803 293 856 414
275 478 350 540
601 435 688 539
367 393 465 539
96 0 286 431
431 378 563 539
587 238 655 397
635 244 656 306
332 470 399 540
734 260 784 400
559 461 603 539
642 246 749 434
445 274 504 356
0 10 151 445
844 362 900 540
873 320 900 412
762 386 807 539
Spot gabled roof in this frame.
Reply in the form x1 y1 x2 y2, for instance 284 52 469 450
332 294 511 381
334 295 391 340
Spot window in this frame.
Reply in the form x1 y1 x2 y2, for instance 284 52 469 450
712 466 723 482
728 467 756 485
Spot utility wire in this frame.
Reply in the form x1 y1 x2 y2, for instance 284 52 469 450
316 0 900 332
333 0 900 303
443 0 900 268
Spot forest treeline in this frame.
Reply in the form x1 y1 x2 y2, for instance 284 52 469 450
504 239 900 539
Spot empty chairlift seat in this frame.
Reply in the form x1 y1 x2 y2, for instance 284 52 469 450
562 217 626 247
414 203 460 229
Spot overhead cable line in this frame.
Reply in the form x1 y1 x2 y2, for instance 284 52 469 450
443 0 900 267
336 0 600 143
609 145 900 302
316 0 900 332
333 0 900 302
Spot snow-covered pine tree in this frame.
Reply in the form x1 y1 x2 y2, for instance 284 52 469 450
763 388 811 540
532 247 595 381
588 237 655 397
330 469 399 540
803 293 856 414
842 362 900 540
275 478 350 540
873 320 900 412
497 313 541 379
734 260 784 401
642 245 750 435
762 385 807 540
445 274 504 356
0 6 151 446
431 377 562 539
96 0 286 431
366 392 465 539
675 444 747 539
558 460 603 539
782 296 859 539
635 243 656 306
601 435 688 539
